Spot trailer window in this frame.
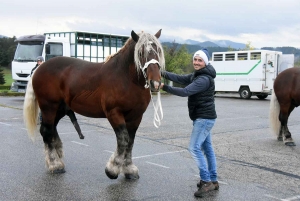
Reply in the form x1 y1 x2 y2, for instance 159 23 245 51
250 52 261 60
213 54 223 61
225 53 235 61
237 53 248 60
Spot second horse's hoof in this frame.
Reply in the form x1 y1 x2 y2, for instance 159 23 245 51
52 168 66 174
125 173 140 180
285 141 296 146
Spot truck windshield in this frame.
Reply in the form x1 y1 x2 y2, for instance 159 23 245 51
14 41 44 62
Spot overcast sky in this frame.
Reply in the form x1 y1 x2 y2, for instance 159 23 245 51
1 0 300 48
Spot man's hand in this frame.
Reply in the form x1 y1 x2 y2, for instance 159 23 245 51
160 83 164 89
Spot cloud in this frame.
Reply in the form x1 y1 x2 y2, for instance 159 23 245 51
1 0 300 48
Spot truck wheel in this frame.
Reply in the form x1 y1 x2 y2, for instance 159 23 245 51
257 94 268 99
239 87 252 99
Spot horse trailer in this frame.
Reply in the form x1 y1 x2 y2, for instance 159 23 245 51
11 31 129 93
210 50 294 99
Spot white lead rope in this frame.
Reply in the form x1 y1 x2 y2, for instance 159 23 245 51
150 90 163 128
140 58 163 127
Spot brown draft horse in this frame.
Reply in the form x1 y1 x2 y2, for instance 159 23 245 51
23 29 165 179
269 67 299 146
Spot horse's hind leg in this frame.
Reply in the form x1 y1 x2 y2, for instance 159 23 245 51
40 123 65 173
279 104 296 146
40 106 66 173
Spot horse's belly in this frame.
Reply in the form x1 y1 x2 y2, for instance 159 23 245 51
70 103 106 118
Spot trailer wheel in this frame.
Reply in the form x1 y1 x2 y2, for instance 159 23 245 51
257 94 268 99
239 87 252 99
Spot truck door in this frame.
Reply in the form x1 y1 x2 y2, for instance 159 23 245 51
45 42 63 61
264 52 277 91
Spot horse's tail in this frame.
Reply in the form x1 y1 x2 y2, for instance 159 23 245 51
23 78 39 141
269 92 281 136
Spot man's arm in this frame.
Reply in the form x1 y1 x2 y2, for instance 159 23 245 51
162 71 192 85
161 76 210 97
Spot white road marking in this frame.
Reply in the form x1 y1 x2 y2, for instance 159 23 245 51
0 122 11 126
132 150 187 159
264 194 282 200
104 150 114 154
146 161 169 169
71 141 89 146
282 195 300 201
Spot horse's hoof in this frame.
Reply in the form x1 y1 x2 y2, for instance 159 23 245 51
125 173 140 180
52 168 66 174
105 167 118 179
277 136 283 141
285 142 296 146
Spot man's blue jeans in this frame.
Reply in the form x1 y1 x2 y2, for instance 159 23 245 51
188 118 217 182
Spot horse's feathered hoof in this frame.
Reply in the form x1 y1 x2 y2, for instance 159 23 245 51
105 167 118 179
52 168 66 174
285 141 296 146
125 173 140 180
277 136 283 141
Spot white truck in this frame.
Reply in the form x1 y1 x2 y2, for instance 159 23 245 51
11 31 129 92
210 50 294 99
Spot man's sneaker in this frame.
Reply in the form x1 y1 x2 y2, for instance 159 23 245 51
194 181 216 197
197 180 219 190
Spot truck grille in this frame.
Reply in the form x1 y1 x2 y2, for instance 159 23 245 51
16 73 30 78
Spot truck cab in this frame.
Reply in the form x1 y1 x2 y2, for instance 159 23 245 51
11 35 70 92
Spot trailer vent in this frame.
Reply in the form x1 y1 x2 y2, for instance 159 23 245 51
213 54 223 61
238 53 248 60
250 52 261 60
225 53 235 61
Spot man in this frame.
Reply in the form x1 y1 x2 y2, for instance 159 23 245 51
31 56 44 76
160 49 219 197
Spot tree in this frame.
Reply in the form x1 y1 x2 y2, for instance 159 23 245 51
0 68 5 85
243 41 255 50
163 41 192 74
0 36 17 68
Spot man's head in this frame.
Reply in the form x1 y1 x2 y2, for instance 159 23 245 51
36 56 44 65
193 49 210 70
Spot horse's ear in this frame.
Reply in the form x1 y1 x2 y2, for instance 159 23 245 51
154 29 162 39
131 30 139 42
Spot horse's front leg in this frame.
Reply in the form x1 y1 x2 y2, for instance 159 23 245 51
122 119 142 180
105 124 129 179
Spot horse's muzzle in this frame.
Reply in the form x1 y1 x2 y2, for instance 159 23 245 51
150 80 161 92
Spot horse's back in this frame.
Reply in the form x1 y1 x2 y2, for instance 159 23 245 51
274 67 300 104
32 57 106 115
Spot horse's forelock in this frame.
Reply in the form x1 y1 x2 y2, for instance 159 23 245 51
134 32 165 74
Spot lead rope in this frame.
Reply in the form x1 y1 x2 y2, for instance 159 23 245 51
150 90 163 128
140 59 163 127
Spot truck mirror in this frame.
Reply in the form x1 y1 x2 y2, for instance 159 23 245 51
46 44 51 54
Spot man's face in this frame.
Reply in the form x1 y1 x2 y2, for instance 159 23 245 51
37 60 43 65
193 56 206 70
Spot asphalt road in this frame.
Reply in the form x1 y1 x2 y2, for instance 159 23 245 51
0 94 300 201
